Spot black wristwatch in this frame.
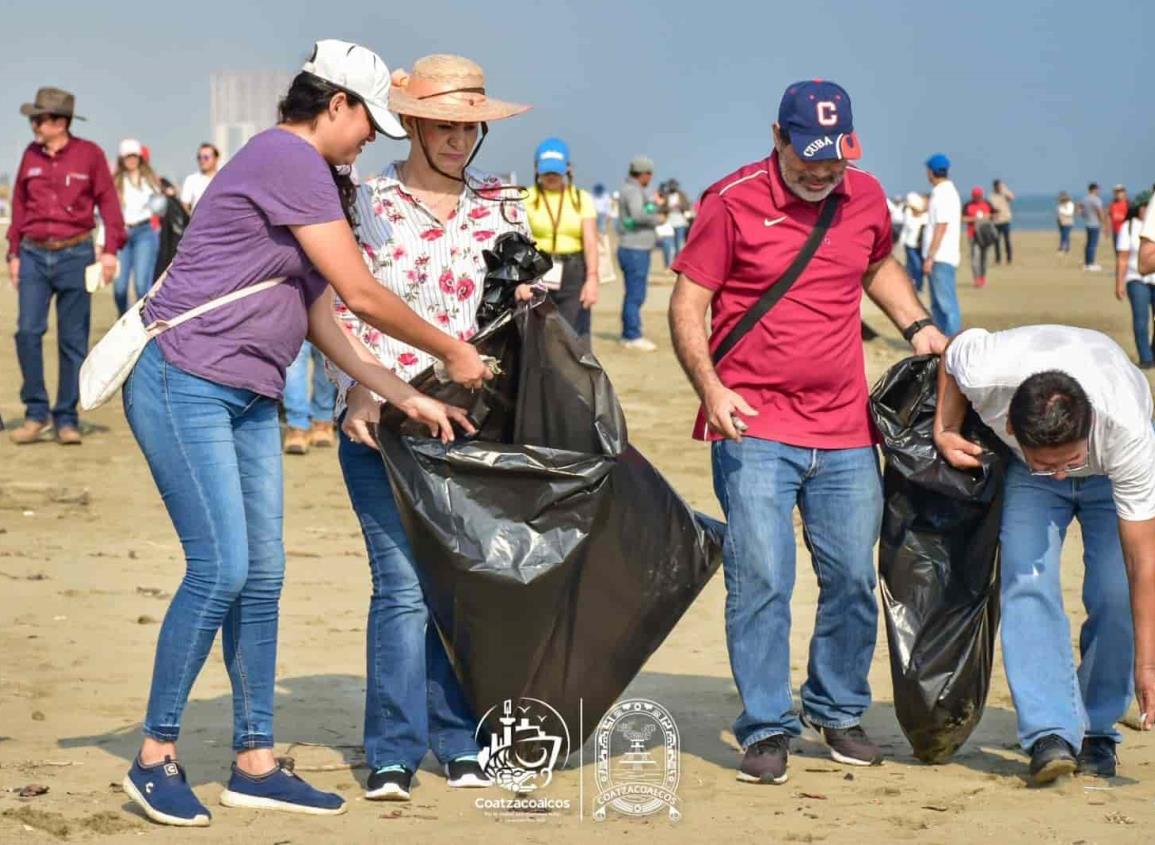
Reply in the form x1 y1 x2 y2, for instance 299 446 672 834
901 318 935 343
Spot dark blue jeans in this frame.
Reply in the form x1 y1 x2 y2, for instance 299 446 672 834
617 246 651 340
994 222 1012 263
15 240 94 428
1126 281 1155 364
1058 224 1072 252
712 438 883 746
125 341 285 750
904 245 924 292
1084 226 1101 266
337 429 479 771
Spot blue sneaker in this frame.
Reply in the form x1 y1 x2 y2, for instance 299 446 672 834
219 764 346 815
123 756 211 827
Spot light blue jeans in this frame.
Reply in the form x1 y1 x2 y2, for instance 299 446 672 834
712 437 883 747
928 261 961 336
115 221 160 315
283 341 336 430
125 341 285 750
999 459 1134 751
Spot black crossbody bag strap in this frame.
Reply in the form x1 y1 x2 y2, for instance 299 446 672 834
711 192 842 365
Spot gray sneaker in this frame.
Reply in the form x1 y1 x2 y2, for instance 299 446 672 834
737 735 789 785
822 725 883 766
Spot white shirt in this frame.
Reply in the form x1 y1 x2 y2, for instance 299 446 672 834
329 162 529 414
900 208 927 249
181 171 215 211
121 176 159 226
922 180 962 267
1118 218 1155 284
946 325 1155 521
1141 195 1155 242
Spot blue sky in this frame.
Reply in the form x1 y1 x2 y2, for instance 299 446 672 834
3 0 1152 199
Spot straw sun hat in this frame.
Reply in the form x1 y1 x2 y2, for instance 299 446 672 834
388 54 529 123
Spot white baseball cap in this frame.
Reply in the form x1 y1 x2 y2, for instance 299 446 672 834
118 138 143 158
301 39 406 139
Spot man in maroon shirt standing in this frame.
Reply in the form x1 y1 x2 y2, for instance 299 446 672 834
7 87 125 445
669 80 948 786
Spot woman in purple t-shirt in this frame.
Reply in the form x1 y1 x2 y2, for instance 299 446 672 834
120 41 493 827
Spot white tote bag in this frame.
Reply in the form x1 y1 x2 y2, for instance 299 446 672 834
79 273 286 411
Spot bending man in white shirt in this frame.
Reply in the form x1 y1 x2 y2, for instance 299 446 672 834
933 325 1155 785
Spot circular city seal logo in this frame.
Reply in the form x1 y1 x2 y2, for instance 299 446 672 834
476 697 571 794
593 698 681 821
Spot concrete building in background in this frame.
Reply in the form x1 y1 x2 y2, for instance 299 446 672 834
209 71 293 161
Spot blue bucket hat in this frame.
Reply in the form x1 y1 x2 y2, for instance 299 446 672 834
535 137 570 175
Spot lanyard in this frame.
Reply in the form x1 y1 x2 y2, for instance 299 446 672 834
540 188 568 253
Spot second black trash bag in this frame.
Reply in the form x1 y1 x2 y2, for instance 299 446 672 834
869 355 1008 763
376 299 723 746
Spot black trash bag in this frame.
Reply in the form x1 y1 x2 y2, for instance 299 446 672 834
869 355 1008 763
476 231 553 328
377 299 723 745
152 190 191 282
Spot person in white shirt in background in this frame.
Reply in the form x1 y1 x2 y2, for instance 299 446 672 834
1138 192 1155 276
1115 191 1155 368
935 325 1155 785
921 153 962 335
180 143 220 214
1056 191 1076 254
900 191 928 292
112 138 163 315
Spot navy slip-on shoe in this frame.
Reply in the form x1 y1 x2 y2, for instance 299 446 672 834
219 764 346 815
123 756 211 827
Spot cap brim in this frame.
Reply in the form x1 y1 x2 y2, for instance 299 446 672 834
791 130 862 162
20 103 84 120
537 161 567 175
366 101 407 140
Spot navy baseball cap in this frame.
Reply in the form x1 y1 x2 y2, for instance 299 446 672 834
778 79 861 162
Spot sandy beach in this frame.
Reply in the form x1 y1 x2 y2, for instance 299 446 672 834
2 229 1154 844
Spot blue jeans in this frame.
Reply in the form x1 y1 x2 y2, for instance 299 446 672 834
283 341 336 430
712 438 883 747
928 261 961 336
999 460 1134 751
338 429 479 771
904 245 924 292
1058 224 1072 252
115 222 161 315
1084 226 1101 267
15 240 94 428
125 341 285 751
618 246 651 340
1126 281 1155 365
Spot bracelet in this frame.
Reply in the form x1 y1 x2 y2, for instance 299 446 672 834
901 318 935 343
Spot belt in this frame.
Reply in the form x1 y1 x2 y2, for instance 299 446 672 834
24 233 93 252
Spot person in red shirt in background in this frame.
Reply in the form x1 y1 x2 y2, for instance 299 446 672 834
668 79 948 787
1109 185 1130 254
7 87 126 445
963 186 995 288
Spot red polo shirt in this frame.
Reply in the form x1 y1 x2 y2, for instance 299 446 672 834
671 152 891 448
7 136 126 259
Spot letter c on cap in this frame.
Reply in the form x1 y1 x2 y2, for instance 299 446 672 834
816 101 837 126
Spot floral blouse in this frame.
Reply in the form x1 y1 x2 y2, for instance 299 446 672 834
330 162 529 411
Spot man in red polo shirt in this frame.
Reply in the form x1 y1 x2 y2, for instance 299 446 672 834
7 87 125 445
669 80 947 786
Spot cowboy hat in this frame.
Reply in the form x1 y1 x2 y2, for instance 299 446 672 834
388 54 529 124
20 87 85 121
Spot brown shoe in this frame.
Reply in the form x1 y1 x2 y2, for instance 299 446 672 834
284 427 310 455
9 419 50 445
308 421 335 448
737 735 789 785
55 425 83 445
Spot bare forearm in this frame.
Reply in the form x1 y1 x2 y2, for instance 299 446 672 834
669 279 723 402
1120 520 1155 674
863 256 930 330
582 219 598 277
933 352 970 435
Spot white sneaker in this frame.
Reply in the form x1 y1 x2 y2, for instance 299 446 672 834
1085 264 1103 272
620 337 658 352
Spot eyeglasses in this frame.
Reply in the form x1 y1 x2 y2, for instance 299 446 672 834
1029 460 1089 477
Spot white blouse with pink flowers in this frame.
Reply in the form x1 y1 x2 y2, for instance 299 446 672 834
330 162 529 411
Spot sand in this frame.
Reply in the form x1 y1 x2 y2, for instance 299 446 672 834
2 230 1154 843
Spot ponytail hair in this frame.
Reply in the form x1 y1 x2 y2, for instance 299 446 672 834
278 71 362 228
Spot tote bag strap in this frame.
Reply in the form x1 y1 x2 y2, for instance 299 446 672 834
144 276 288 336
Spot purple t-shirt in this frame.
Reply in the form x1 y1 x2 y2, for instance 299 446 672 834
146 128 344 398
